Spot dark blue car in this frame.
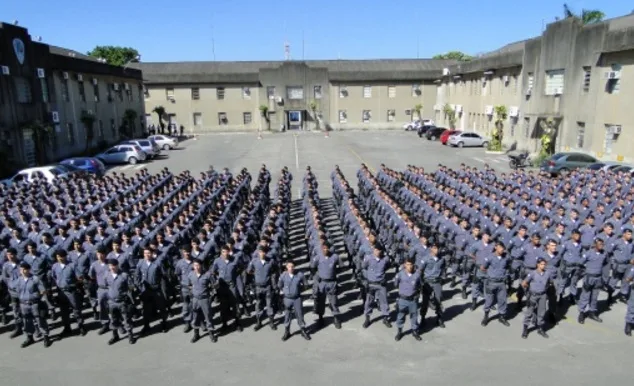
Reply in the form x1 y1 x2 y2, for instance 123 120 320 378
60 157 106 177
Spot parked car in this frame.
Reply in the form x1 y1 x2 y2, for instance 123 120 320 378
447 132 489 148
122 138 161 159
417 125 436 137
3 165 75 186
440 130 461 145
149 135 179 150
425 127 448 141
586 162 622 172
403 119 434 131
96 144 147 165
612 165 633 174
60 157 106 177
540 152 597 175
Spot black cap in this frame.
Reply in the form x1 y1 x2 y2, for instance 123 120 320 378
107 258 119 266
536 257 546 264
192 258 203 265
96 246 107 254
19 261 31 270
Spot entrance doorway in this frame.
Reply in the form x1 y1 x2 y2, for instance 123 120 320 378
287 110 304 130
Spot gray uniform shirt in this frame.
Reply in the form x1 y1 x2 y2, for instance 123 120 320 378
15 275 46 302
310 254 340 281
524 270 552 294
483 254 510 280
394 269 422 297
105 272 130 302
278 271 306 298
363 257 390 283
187 271 215 298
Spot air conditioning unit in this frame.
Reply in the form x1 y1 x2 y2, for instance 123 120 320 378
1 66 9 75
509 106 519 117
442 68 450 76
62 71 69 80
77 74 83 82
51 111 60 123
124 83 130 90
604 71 621 80
276 96 283 103
113 83 119 91
455 105 463 113
554 87 563 95
433 104 441 111
36 68 45 78
609 125 622 135
92 78 98 85
485 105 494 115
503 75 509 83
525 88 532 96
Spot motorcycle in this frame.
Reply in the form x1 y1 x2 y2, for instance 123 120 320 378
508 151 531 169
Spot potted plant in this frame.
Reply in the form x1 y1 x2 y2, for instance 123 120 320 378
442 104 456 129
487 105 507 151
413 104 423 121
259 105 271 131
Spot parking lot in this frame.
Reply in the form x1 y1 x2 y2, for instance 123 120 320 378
2 130 630 386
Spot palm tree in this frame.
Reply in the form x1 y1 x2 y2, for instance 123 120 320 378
152 106 166 134
563 3 605 24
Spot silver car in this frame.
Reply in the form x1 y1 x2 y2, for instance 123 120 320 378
149 135 179 150
448 132 490 148
96 145 147 165
122 139 161 159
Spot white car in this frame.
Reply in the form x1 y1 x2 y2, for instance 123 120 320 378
96 144 147 165
4 165 73 186
149 135 179 150
448 132 490 148
403 119 434 131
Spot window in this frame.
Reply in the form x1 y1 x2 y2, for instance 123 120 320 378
14 77 32 103
93 83 100 102
338 110 347 123
242 87 251 99
67 123 75 145
339 86 348 98
523 117 530 138
582 67 591 92
363 86 372 98
216 87 225 100
77 80 86 102
527 72 534 90
545 69 564 95
126 88 133 102
286 86 303 100
512 75 518 94
138 84 144 101
110 119 116 137
482 78 489 96
107 84 113 102
193 113 202 126
604 124 617 154
266 86 276 99
388 86 396 98
166 88 174 100
191 88 200 100
313 85 322 99
412 84 421 96
143 85 149 100
387 109 395 122
362 110 371 123
218 112 227 125
405 109 412 117
117 88 123 102
40 78 49 102
577 122 585 148
607 79 621 94
243 112 252 124
98 120 104 137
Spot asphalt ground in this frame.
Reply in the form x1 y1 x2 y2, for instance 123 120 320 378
1 131 631 386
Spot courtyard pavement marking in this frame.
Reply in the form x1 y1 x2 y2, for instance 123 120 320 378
346 144 375 173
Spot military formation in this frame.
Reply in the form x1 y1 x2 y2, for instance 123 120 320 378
1 160 633 349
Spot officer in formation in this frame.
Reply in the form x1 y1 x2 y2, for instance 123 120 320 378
393 257 422 341
0 164 295 346
278 260 311 341
521 257 552 338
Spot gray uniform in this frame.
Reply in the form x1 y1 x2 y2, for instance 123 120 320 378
187 271 216 331
14 275 49 336
394 269 421 331
363 257 390 317
2 261 21 326
578 249 608 314
51 262 84 329
557 240 583 298
88 260 110 327
174 258 194 323
278 271 307 328
106 272 133 334
483 254 510 315
609 238 633 297
419 255 445 319
523 269 553 327
624 266 634 325
247 258 277 320
310 254 341 317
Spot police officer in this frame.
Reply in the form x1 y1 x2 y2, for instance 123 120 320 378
105 258 136 345
1 248 22 337
394 257 422 341
607 228 633 304
481 242 511 327
135 247 169 335
577 238 608 324
174 245 194 332
419 243 446 328
362 248 391 329
211 245 244 332
623 260 634 336
188 258 218 343
247 248 278 331
310 243 342 329
557 229 583 306
521 258 553 339
278 261 311 341
51 249 87 337
88 247 110 335
14 262 51 348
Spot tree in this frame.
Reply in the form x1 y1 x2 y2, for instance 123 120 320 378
538 117 561 156
433 51 473 62
413 104 423 120
87 46 140 66
490 105 508 151
152 106 166 134
80 110 96 153
442 104 456 129
259 105 271 131
563 3 605 24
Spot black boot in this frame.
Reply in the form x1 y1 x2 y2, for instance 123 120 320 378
412 330 422 341
184 323 192 333
521 325 529 339
437 316 445 328
578 312 586 324
79 324 88 336
9 326 22 339
97 325 109 335
499 316 510 327
607 290 615 305
281 328 291 341
108 330 120 345
471 298 477 311
300 328 311 341
60 326 73 337
481 312 489 327
92 307 98 321
382 317 392 328
269 317 277 330
254 318 262 331
333 317 342 329
161 320 169 333
461 286 467 299
362 315 370 329
317 316 325 328
450 276 457 288
210 332 218 343
21 335 34 348
43 335 51 348
235 320 243 332
190 329 200 343
0 313 7 325
625 323 632 337
128 333 136 344
140 324 151 336
568 294 576 305
537 326 549 338
588 312 603 323
394 328 403 341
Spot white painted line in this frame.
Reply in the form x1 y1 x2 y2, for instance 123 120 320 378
491 158 502 163
119 165 134 171
134 164 145 170
294 134 300 171
473 157 486 163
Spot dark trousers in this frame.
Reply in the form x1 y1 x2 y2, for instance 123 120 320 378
421 282 443 319
283 297 306 329
109 300 133 333
58 289 84 328
181 287 192 323
21 301 48 336
218 286 240 323
254 286 273 319
315 281 340 316
141 289 167 326
192 297 214 330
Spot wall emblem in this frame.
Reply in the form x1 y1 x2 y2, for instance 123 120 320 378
13 38 25 65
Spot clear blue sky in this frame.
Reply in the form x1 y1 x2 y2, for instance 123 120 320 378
5 0 633 62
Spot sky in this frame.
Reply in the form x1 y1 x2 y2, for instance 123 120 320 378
4 0 634 62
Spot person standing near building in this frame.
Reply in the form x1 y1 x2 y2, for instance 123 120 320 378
577 239 608 325
419 243 446 329
51 249 87 337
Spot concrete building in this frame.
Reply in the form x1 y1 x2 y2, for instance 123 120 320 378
438 14 634 162
0 22 145 174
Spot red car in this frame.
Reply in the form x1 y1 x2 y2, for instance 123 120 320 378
441 130 462 145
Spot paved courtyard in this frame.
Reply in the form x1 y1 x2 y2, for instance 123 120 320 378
1 131 631 386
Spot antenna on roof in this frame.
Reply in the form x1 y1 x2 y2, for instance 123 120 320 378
211 14 216 61
284 41 290 61
302 30 305 61
417 36 420 59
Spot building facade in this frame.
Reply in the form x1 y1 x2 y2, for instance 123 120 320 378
0 22 145 174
